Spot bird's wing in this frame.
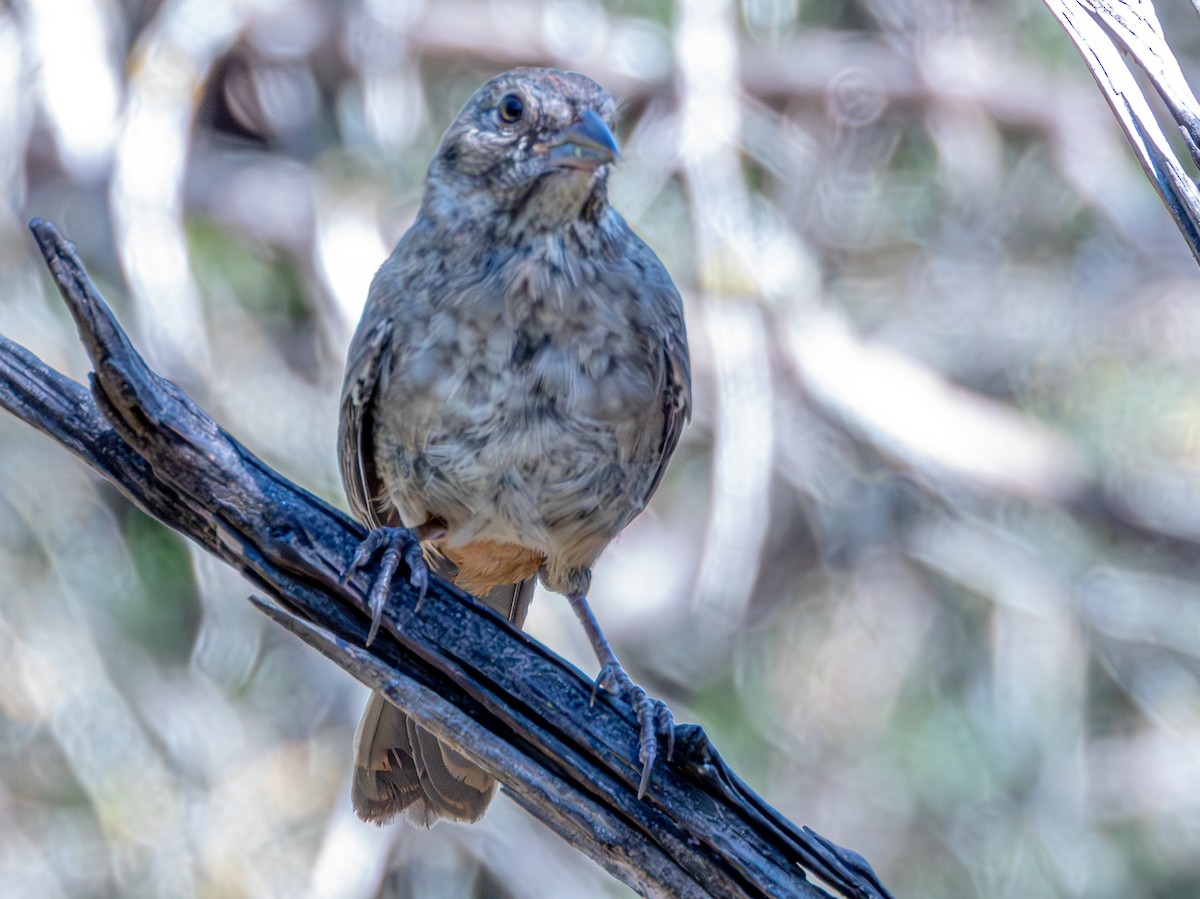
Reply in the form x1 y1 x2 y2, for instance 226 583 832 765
338 315 396 529
645 322 691 505
643 262 692 505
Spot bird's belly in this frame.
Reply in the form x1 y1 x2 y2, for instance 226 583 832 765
417 399 652 540
377 348 663 577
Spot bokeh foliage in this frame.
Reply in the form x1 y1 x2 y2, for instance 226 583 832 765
1 0 1199 897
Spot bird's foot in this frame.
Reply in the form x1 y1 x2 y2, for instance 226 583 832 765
341 526 429 646
591 662 675 799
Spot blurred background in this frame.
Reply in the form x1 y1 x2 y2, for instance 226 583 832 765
0 0 1198 896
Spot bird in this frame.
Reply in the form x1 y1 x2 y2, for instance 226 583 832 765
338 66 691 826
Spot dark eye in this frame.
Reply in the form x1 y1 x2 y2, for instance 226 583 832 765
498 93 524 124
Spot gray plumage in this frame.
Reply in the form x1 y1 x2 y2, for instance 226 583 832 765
339 67 690 826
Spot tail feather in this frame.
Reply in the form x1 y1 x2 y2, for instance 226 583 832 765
351 577 535 826
408 719 497 822
351 694 422 825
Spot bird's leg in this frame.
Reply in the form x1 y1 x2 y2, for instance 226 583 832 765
342 523 440 646
566 592 674 799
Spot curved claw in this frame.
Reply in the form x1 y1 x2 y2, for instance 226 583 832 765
631 691 673 799
341 526 429 646
590 661 674 799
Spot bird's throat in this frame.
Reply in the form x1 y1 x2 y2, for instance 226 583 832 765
510 168 605 232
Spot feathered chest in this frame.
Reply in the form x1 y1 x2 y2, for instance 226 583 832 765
381 239 665 439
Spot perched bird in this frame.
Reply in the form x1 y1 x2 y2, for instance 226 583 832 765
338 67 691 826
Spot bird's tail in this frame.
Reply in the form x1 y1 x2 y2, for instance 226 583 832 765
350 577 534 826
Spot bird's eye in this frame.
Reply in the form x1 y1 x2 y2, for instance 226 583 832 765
498 93 524 124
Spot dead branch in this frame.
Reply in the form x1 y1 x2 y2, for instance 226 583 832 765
1045 0 1200 262
0 219 894 899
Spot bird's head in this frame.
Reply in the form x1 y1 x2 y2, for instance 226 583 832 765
423 67 620 231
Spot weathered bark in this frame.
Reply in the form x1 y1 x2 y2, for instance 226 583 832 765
0 219 893 899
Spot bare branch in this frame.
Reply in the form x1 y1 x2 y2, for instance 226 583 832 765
1044 0 1200 261
0 219 894 899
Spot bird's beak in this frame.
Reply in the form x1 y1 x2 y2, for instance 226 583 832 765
545 108 619 171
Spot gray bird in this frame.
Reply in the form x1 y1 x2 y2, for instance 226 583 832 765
338 67 691 826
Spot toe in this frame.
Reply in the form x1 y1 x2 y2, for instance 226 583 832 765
583 660 672 799
404 541 430 610
344 526 427 646
635 705 660 799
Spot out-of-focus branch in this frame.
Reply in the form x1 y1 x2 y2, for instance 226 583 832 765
0 220 895 899
768 0 1200 558
412 1 1121 145
784 312 1089 504
781 309 1200 571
